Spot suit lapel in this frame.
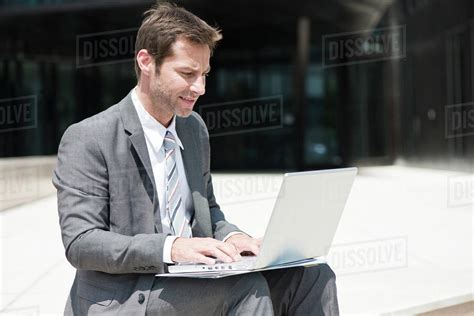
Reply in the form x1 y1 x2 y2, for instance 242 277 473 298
176 117 211 237
119 93 162 233
119 95 210 236
176 117 203 195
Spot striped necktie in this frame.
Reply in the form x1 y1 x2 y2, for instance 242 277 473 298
163 131 192 238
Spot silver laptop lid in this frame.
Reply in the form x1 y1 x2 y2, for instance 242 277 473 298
255 167 357 268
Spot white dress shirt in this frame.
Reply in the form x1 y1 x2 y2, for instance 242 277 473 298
131 88 193 263
131 88 242 264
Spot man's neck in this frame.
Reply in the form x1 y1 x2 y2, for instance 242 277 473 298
135 84 173 128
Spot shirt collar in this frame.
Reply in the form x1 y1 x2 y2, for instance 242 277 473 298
131 87 184 149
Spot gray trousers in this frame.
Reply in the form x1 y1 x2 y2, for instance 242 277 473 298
145 264 339 315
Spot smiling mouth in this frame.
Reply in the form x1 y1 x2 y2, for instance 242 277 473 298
179 96 197 106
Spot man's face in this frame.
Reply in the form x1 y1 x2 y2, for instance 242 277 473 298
149 38 210 118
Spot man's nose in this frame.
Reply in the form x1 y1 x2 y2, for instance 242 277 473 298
190 76 205 96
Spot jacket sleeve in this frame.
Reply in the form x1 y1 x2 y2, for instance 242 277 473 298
53 122 168 274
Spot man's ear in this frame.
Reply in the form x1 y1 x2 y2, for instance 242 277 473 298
136 49 154 77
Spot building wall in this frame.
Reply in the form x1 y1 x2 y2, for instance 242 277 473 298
0 0 472 171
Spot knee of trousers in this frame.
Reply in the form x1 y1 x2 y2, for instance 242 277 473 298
233 272 271 298
305 263 337 284
321 263 337 280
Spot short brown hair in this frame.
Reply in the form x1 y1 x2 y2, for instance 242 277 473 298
134 2 222 81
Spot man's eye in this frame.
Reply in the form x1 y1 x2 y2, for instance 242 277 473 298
181 72 193 76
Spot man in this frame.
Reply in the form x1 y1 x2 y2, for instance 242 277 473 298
53 2 339 315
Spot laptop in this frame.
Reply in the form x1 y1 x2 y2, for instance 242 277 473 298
163 167 357 277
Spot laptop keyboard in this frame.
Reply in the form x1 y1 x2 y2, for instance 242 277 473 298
197 256 258 271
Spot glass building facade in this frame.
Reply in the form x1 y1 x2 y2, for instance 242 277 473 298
0 0 473 171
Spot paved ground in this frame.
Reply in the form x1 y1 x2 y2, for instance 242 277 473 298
0 165 472 315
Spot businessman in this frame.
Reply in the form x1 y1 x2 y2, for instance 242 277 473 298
53 2 339 315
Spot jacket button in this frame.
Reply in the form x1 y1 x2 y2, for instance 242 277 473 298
138 293 145 304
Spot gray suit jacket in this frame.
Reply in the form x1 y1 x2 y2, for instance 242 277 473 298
53 92 241 315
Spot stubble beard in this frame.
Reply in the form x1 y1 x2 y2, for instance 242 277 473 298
150 80 193 119
150 80 176 118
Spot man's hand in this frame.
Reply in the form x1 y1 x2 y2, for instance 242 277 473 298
171 237 241 264
225 234 262 257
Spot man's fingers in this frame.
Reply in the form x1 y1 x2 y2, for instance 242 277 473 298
171 237 245 264
215 243 241 262
240 240 260 256
194 253 216 265
219 242 241 260
249 243 260 255
197 240 237 263
205 246 234 263
231 240 260 256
